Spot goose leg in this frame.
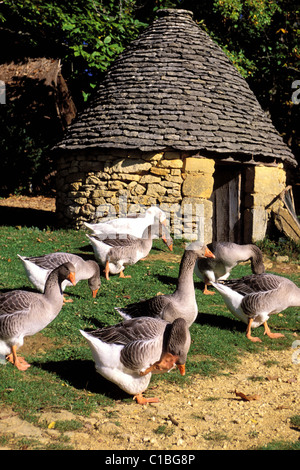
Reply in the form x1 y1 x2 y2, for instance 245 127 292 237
263 322 285 339
133 394 159 405
104 261 110 280
119 270 131 279
203 282 215 295
6 345 31 371
246 318 262 343
63 294 73 303
203 277 215 295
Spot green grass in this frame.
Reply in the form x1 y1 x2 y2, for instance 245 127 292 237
0 225 299 438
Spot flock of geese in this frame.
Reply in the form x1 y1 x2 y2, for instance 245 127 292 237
0 206 299 404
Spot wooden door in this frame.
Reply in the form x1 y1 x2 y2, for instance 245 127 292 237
212 164 243 243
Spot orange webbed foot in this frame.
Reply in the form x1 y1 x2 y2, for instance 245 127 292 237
134 394 159 405
6 353 31 371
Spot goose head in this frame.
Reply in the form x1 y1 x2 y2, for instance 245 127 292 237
146 206 167 225
152 318 191 376
186 241 215 259
57 262 76 286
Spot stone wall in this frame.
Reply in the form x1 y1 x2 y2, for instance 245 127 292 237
56 149 287 243
56 150 214 242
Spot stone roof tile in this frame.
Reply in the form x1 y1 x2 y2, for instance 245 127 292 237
55 8 297 167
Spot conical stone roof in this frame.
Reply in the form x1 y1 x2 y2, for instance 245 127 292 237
56 9 296 168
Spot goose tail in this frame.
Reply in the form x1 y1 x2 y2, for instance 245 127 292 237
114 307 132 320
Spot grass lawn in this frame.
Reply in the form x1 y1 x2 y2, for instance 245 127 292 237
0 225 299 422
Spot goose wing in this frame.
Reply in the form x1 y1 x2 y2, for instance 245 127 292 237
21 252 77 270
0 291 38 326
96 233 140 248
116 294 175 320
222 273 283 296
86 317 166 370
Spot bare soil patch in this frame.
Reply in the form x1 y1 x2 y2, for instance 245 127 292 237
0 348 299 450
0 195 55 212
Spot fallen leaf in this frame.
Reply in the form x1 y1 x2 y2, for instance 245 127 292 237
286 377 297 384
48 421 56 429
235 390 261 401
168 414 179 426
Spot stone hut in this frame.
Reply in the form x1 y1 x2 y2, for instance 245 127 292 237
54 9 297 243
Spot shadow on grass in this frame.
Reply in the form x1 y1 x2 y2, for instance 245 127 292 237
195 311 246 333
38 358 129 401
0 206 57 230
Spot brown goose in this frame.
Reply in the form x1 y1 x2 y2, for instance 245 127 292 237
0 262 76 370
18 252 101 298
80 316 191 404
211 273 300 342
194 242 265 295
87 224 173 280
116 241 215 327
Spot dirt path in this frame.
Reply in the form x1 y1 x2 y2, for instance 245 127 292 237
0 348 299 450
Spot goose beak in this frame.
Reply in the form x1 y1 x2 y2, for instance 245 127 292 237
162 235 173 251
68 272 76 286
92 289 98 298
177 363 186 376
205 247 215 258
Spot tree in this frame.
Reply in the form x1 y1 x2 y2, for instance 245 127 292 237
1 0 146 107
175 0 300 163
0 0 299 195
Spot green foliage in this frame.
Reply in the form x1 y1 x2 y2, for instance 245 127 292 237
0 101 53 196
178 0 300 161
256 236 300 261
0 1 299 195
2 0 146 103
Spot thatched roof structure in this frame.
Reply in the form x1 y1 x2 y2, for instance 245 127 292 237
55 9 296 168
0 57 76 130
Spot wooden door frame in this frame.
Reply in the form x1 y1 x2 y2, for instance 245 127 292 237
212 163 244 243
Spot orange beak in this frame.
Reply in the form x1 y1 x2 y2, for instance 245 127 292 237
205 247 215 258
68 272 76 286
92 289 98 298
162 235 173 251
177 363 186 376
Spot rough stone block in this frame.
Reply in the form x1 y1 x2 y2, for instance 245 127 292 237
150 167 170 176
184 157 215 174
159 158 183 169
108 158 152 174
140 175 161 184
245 165 286 195
182 174 214 198
146 183 167 196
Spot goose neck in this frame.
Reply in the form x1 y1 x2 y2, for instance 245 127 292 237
176 250 197 294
